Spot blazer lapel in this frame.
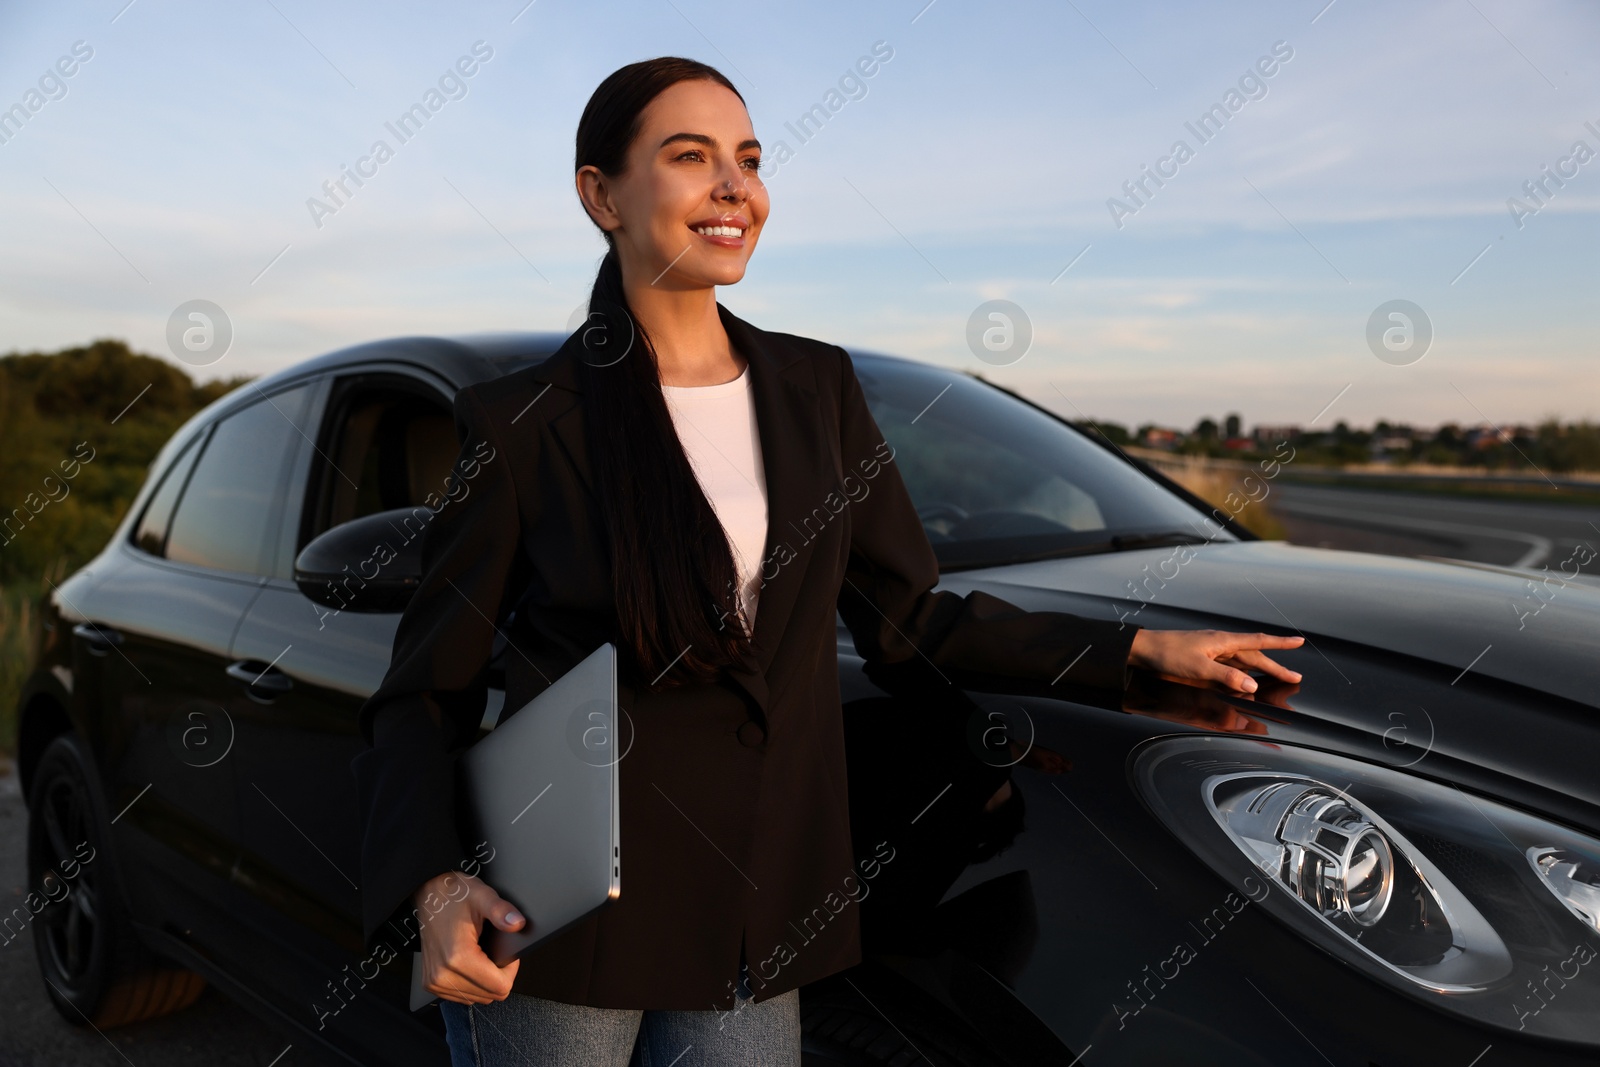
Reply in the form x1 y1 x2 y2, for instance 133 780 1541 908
716 303 830 713
522 302 830 726
523 328 595 499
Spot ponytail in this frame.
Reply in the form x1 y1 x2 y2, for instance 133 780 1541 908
573 57 757 689
575 245 754 688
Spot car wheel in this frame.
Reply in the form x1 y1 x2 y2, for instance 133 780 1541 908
27 733 207 1029
801 975 1011 1067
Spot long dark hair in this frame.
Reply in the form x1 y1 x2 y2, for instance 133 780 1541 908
574 57 755 689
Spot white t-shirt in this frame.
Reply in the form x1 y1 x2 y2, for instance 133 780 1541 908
660 367 769 632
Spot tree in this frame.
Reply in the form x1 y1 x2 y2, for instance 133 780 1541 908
1079 419 1130 446
0 339 251 585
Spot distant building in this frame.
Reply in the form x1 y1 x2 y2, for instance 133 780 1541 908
1254 424 1298 443
1222 437 1254 451
1142 427 1180 449
1465 424 1522 450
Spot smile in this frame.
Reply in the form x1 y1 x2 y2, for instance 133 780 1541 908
688 215 749 246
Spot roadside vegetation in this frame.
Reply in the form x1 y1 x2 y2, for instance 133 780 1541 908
0 339 249 754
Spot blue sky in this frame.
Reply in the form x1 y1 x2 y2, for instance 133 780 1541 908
1 0 1596 431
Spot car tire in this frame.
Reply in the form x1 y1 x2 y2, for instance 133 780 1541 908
27 732 208 1029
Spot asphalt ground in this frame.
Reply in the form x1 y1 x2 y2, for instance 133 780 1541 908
1268 482 1600 577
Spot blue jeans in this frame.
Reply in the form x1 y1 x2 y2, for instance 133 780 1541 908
440 956 800 1066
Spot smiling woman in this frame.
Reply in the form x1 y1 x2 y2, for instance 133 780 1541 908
568 67 770 685
352 53 1305 1067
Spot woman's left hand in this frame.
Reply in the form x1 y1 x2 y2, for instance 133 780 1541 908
1128 628 1305 694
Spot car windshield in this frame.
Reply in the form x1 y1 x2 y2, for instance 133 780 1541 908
851 354 1233 570
499 348 1233 571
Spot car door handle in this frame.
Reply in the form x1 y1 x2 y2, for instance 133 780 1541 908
72 622 124 654
226 660 295 695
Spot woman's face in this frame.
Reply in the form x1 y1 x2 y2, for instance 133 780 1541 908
581 78 768 291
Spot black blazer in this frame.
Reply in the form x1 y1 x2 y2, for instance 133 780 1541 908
353 302 1142 1011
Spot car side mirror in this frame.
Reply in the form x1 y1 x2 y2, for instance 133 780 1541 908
294 506 434 613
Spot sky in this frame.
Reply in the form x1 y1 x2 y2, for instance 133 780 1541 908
1 0 1596 432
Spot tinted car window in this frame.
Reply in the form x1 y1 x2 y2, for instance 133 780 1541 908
165 384 313 577
314 382 456 535
132 433 203 556
854 358 1228 568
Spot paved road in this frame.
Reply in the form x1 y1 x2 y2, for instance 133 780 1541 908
1269 482 1600 577
0 764 344 1067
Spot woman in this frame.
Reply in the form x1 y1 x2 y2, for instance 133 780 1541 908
353 56 1304 1067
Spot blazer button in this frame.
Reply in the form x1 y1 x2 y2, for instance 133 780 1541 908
737 719 766 747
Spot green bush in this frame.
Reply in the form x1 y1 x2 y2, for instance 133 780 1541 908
0 339 249 753
0 582 38 760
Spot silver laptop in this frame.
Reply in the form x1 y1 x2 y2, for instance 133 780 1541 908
409 643 622 1010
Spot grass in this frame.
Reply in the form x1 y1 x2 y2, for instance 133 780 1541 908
0 581 42 758
1125 444 1600 508
1275 471 1600 507
1159 464 1289 540
1 559 69 758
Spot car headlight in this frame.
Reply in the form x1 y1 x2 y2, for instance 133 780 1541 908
1135 736 1600 1044
1527 848 1600 934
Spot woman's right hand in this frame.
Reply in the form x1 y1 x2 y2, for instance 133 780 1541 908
413 871 528 1004
1128 628 1304 693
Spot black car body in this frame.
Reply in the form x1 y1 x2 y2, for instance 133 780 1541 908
14 331 1600 1066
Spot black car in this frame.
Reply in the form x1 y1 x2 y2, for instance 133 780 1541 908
14 331 1600 1066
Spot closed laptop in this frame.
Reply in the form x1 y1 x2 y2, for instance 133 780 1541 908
410 643 622 1010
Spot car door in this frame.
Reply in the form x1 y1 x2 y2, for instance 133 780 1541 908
226 365 493 1054
74 380 319 954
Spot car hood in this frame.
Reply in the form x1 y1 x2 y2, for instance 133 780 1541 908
951 540 1600 710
